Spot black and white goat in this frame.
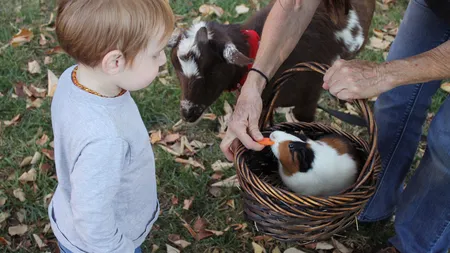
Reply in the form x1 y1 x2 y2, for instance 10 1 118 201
168 0 376 123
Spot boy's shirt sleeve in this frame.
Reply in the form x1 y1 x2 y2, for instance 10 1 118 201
70 137 135 253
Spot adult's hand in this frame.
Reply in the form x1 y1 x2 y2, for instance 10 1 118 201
322 59 391 101
220 84 265 161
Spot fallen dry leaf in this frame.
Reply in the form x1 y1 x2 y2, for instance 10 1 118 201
440 82 450 93
199 4 224 17
202 113 217 121
183 197 194 210
42 148 54 160
316 241 334 250
0 197 7 207
368 36 391 50
151 244 159 253
272 246 281 253
44 56 52 65
26 98 43 109
16 209 25 223
3 114 21 127
235 4 250 15
19 168 37 182
211 175 239 188
0 212 10 223
208 186 222 197
10 28 33 47
212 160 234 171
13 188 26 202
31 152 41 165
47 69 59 97
43 193 53 207
252 241 266 253
204 229 224 236
373 28 384 39
39 34 47 46
0 237 11 246
43 223 51 233
14 82 26 97
171 195 179 205
172 239 191 249
195 230 214 241
158 145 182 156
166 244 180 253
33 234 47 249
150 130 162 144
29 85 47 98
40 163 52 175
8 224 28 236
175 157 205 170
211 171 223 180
36 134 49 146
283 248 307 253
193 217 208 232
164 133 181 143
28 60 41 74
20 156 33 167
226 199 235 209
332 238 352 253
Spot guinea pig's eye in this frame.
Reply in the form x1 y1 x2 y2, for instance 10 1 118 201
288 143 294 149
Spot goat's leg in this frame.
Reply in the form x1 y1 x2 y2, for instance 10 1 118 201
291 83 323 123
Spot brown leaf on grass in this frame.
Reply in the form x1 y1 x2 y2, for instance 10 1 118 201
3 114 21 127
183 196 194 210
368 36 391 50
211 175 239 188
151 244 159 253
33 234 47 249
253 235 273 242
31 152 41 165
0 237 11 246
372 28 384 39
315 241 334 250
172 119 184 131
168 234 191 249
42 148 54 160
272 246 281 253
10 28 33 47
39 34 47 46
226 199 235 209
383 0 396 5
40 163 52 174
43 193 53 207
0 212 10 223
8 224 28 236
211 171 223 180
332 238 353 253
20 156 33 167
193 217 208 232
166 244 181 253
0 92 3 97
158 145 182 156
284 248 307 253
212 160 234 171
171 195 179 205
440 82 450 93
175 157 205 170
202 113 217 121
235 4 250 15
47 69 59 97
29 84 47 98
208 186 222 197
196 230 214 241
0 197 7 207
164 133 181 143
14 82 26 97
252 242 266 253
226 223 248 231
43 223 51 233
16 209 26 223
13 188 26 202
28 60 41 74
199 4 224 17
45 46 64 55
44 56 53 65
205 229 224 236
19 168 37 183
26 98 44 109
150 130 162 144
36 134 49 146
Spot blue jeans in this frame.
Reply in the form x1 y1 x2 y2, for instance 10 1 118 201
58 242 142 253
357 0 450 252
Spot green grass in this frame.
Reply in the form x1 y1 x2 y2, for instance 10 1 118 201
0 0 448 253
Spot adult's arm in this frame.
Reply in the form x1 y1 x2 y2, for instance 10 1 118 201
323 40 450 100
220 0 321 161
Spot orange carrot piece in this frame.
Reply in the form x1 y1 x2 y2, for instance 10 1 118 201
258 138 275 146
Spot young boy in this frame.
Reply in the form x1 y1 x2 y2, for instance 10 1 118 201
48 1 174 252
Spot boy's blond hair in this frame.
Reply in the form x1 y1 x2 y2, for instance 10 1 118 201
56 0 174 68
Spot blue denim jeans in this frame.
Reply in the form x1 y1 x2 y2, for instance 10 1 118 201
58 242 142 253
357 0 450 252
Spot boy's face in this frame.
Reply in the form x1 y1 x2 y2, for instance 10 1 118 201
117 38 167 91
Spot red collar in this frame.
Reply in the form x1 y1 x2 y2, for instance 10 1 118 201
229 29 260 92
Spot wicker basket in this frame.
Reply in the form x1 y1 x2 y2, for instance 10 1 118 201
233 62 382 244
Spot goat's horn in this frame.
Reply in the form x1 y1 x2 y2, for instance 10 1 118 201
223 43 253 66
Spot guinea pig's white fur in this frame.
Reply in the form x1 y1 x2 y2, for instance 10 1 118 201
269 130 358 196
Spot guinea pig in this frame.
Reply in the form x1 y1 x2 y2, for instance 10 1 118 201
269 130 359 197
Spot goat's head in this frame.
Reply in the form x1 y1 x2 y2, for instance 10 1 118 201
168 22 253 123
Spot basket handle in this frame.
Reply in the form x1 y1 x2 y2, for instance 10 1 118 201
258 62 378 186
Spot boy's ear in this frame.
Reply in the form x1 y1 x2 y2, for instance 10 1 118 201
102 50 126 75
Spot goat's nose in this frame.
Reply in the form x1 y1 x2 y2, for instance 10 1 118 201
181 108 200 123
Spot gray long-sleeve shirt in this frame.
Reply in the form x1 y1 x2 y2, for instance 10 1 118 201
48 65 159 253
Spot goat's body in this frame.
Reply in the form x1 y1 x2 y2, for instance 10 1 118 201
240 0 375 122
169 0 375 123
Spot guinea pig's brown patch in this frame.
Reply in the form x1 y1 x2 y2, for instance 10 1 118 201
318 136 350 155
278 141 300 176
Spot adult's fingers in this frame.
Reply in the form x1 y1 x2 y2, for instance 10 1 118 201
229 120 264 151
323 59 344 83
220 131 237 161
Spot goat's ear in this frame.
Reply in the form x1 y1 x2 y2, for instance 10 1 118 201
195 27 209 44
167 28 184 49
223 43 253 66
